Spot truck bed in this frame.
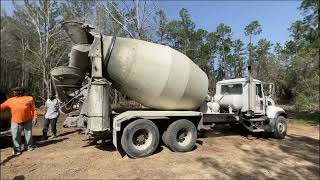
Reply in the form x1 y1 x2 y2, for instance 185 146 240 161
112 108 237 124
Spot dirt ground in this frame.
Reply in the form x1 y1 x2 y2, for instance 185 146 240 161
1 115 319 180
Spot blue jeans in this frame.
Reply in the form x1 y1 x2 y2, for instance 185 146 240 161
11 120 33 152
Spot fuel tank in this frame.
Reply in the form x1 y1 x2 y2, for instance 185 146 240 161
98 36 208 110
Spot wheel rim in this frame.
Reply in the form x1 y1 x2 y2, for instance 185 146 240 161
132 129 153 151
277 122 285 134
176 128 192 146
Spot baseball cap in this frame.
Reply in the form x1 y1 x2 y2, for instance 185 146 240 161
12 87 25 92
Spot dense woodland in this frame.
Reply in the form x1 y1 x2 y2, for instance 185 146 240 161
0 0 319 110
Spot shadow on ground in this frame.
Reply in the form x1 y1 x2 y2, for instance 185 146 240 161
13 175 25 180
0 136 70 165
199 124 268 139
196 125 320 179
0 129 81 150
0 129 81 165
81 137 166 158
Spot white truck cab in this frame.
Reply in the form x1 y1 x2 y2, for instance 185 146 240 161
213 78 285 116
207 77 288 138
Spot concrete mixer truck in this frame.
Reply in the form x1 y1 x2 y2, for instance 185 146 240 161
51 22 288 158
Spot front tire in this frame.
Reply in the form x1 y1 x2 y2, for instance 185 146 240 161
165 119 197 152
121 119 160 158
273 116 287 139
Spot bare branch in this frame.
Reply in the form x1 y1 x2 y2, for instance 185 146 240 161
109 1 135 24
104 4 134 37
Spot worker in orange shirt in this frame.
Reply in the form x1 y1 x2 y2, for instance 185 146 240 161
0 87 37 155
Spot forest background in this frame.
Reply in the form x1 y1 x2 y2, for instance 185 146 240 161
0 0 318 111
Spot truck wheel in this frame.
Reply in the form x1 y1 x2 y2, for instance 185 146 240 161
165 119 197 152
273 116 287 139
162 131 167 146
121 119 160 158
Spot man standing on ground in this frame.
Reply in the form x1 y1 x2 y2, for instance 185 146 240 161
0 87 37 155
42 94 59 140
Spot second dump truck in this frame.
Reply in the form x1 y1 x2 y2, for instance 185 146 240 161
51 22 288 158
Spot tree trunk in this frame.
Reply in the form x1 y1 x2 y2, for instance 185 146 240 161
222 38 227 79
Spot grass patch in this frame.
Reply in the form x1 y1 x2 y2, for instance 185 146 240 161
287 110 320 125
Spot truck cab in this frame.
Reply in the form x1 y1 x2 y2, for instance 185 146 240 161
214 78 275 114
209 78 288 138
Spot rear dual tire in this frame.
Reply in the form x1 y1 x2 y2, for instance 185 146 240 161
121 119 197 158
163 119 197 152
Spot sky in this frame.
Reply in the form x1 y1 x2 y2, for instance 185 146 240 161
159 1 302 45
1 0 303 46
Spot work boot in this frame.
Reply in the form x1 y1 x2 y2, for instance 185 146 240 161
42 134 48 141
12 150 21 156
49 134 57 139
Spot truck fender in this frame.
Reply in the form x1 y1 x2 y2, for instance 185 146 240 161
266 106 287 119
265 106 287 133
274 111 288 119
112 128 118 149
112 115 135 149
112 115 166 149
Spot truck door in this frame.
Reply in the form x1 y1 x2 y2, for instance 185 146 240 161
255 83 265 114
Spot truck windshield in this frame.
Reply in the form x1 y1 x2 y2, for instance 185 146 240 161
221 84 242 95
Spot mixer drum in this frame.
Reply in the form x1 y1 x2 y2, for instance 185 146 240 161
100 36 208 110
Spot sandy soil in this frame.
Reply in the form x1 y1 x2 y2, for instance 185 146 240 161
1 115 319 179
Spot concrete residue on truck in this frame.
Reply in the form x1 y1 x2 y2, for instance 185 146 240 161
51 21 288 158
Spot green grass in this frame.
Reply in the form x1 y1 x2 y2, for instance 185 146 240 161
287 110 320 125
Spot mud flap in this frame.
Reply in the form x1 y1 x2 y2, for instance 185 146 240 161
112 129 118 149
